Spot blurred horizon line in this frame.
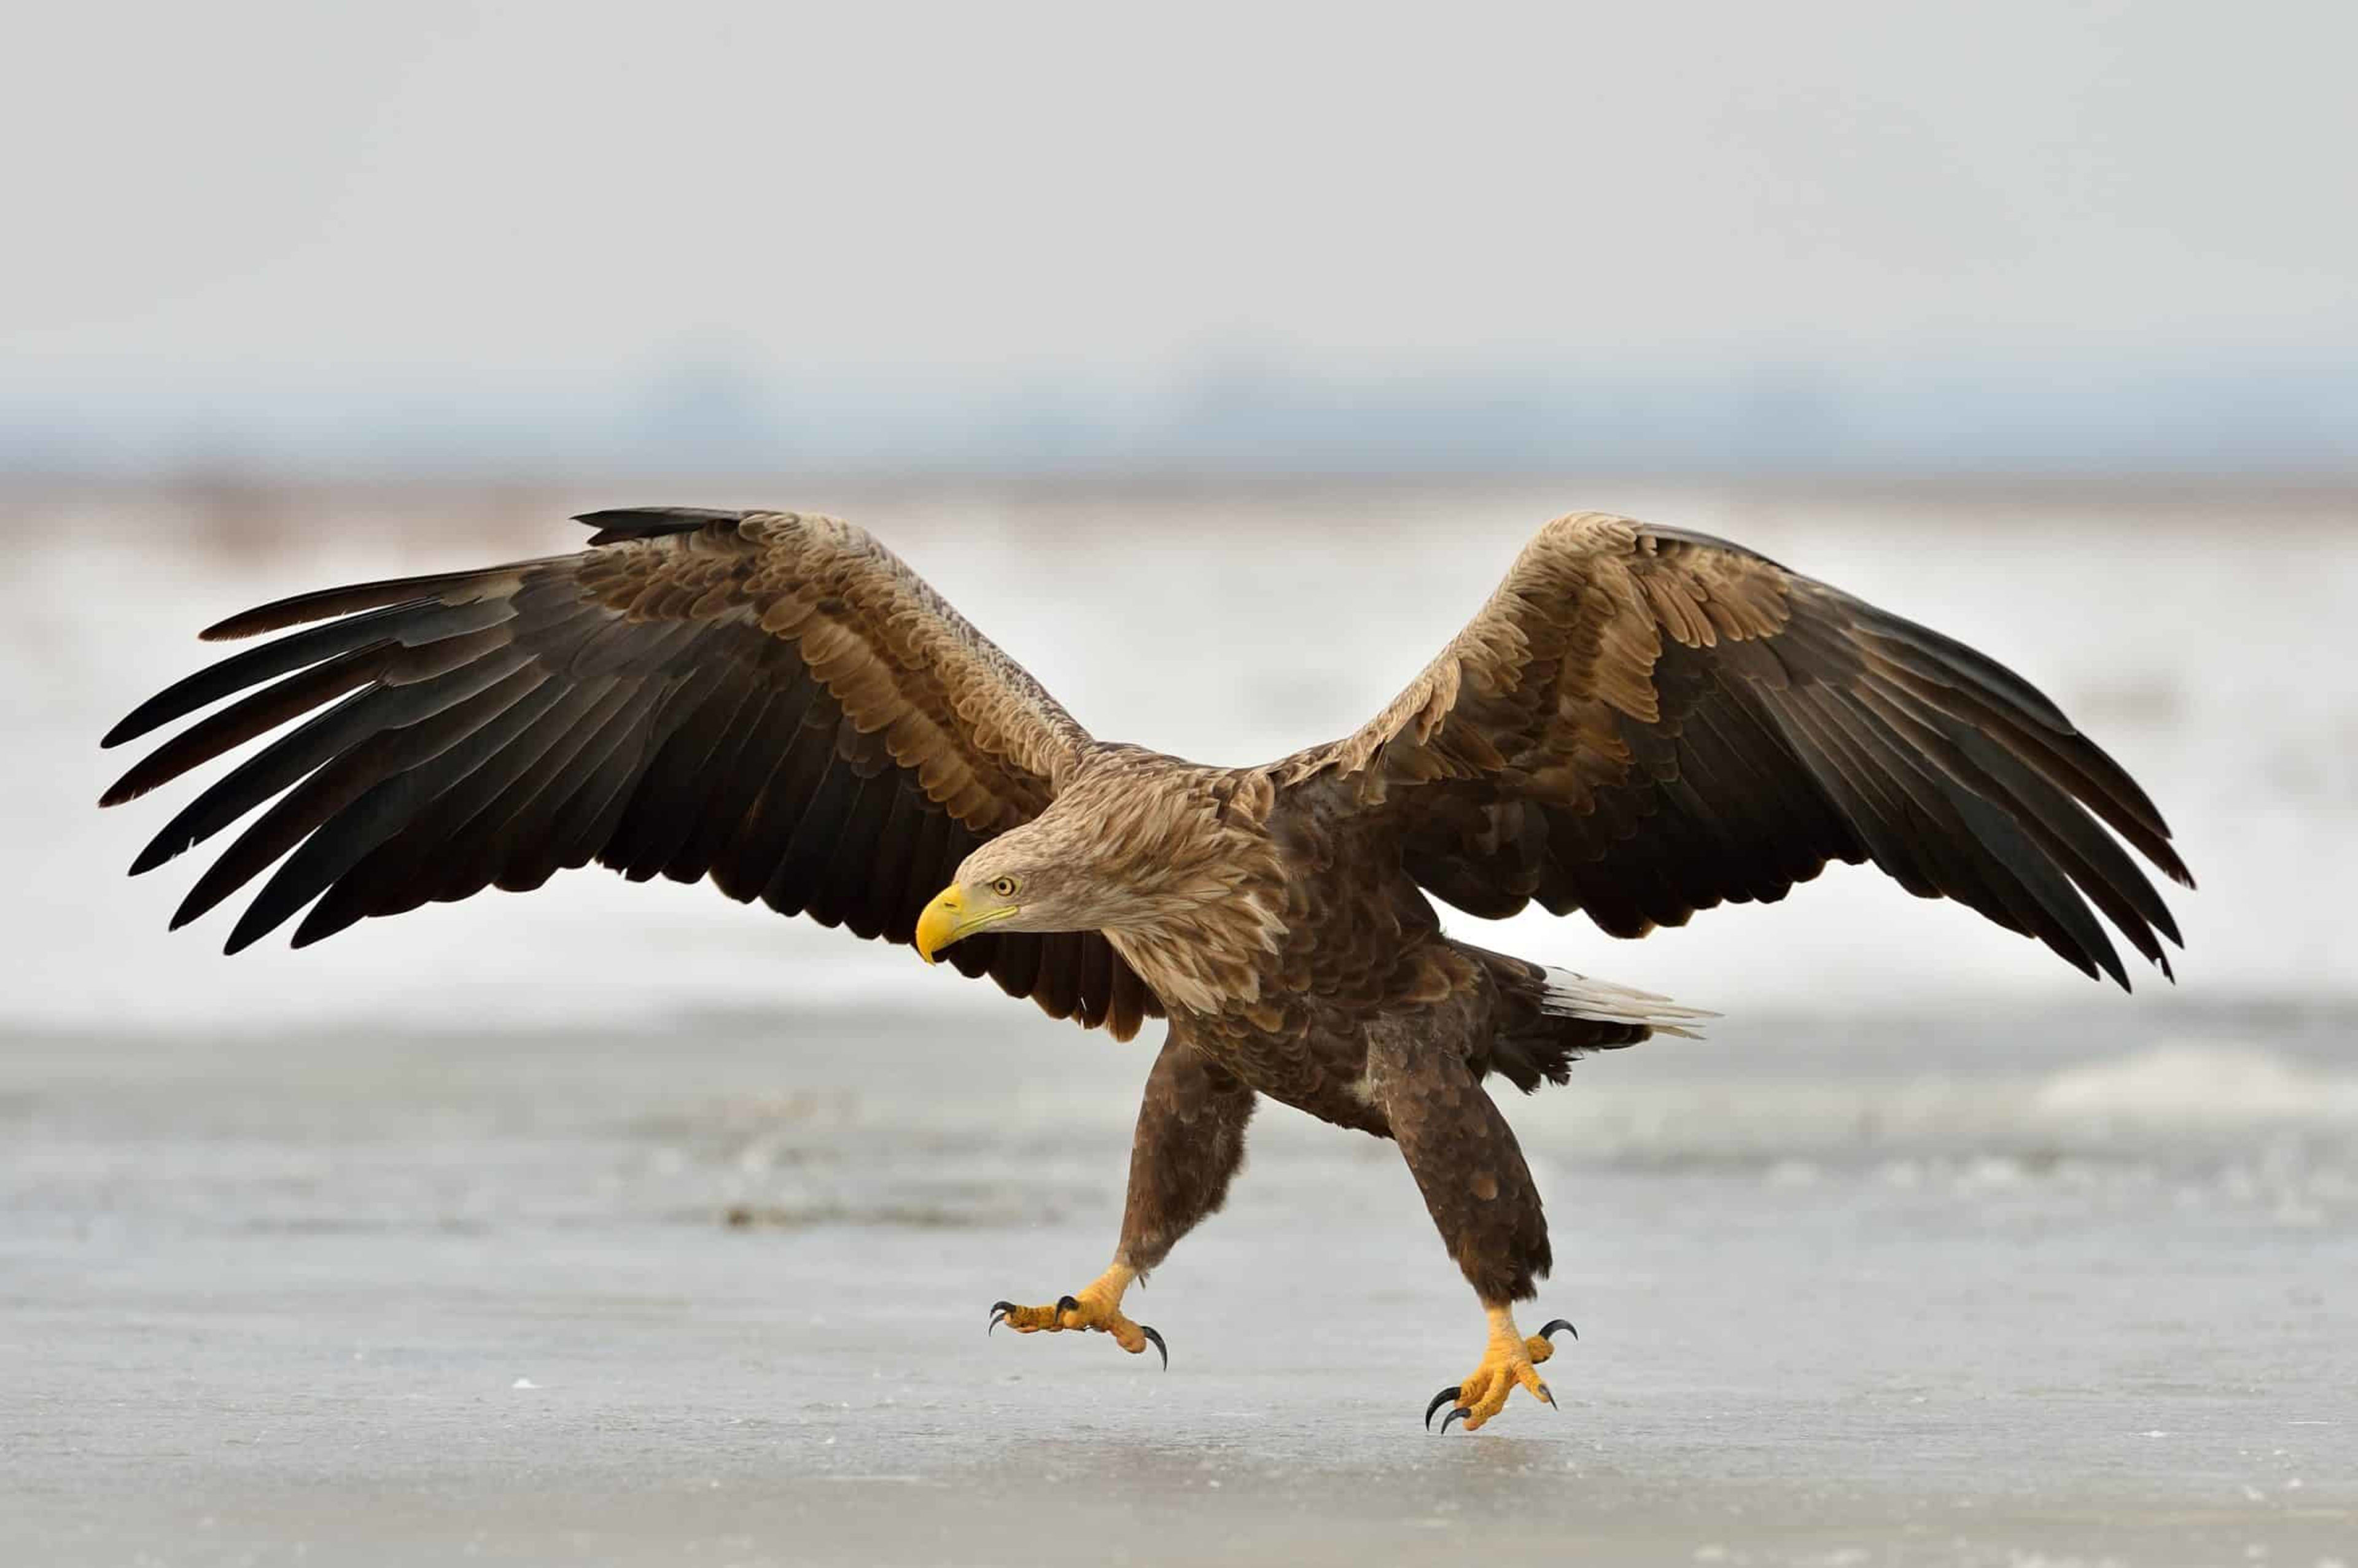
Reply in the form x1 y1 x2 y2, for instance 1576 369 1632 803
7 346 2354 487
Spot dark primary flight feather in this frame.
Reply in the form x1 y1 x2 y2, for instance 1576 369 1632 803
99 508 1162 1041
1277 514 2191 989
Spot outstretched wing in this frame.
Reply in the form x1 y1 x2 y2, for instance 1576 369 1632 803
1278 513 2193 988
101 507 1162 1039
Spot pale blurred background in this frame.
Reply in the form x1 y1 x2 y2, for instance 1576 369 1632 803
6 6 2356 1566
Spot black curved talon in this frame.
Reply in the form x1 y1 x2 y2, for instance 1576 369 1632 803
1424 1386 1463 1431
1536 1384 1557 1409
1438 1404 1473 1435
1054 1294 1080 1321
988 1300 1016 1334
1536 1318 1578 1343
1140 1324 1169 1370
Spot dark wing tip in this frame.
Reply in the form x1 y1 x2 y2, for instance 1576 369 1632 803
222 904 279 956
127 833 182 875
201 600 314 642
574 507 746 546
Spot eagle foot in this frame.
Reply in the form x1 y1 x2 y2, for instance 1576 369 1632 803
986 1266 1166 1368
1425 1313 1574 1434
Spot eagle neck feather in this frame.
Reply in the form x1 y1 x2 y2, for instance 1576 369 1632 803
1075 761 1287 1017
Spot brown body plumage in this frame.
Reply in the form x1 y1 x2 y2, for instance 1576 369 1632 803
100 507 2192 1430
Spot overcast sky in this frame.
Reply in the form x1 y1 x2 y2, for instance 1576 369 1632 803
6 1 2355 467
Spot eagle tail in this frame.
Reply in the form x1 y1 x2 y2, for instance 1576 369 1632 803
1460 942 1714 1093
1535 969 1716 1041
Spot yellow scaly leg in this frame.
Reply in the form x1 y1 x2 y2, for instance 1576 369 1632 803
988 1263 1168 1368
1425 1303 1576 1433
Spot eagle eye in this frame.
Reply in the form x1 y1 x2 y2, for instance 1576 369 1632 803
989 875 1019 899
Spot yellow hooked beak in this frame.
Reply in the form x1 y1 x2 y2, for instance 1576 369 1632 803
914 883 1018 964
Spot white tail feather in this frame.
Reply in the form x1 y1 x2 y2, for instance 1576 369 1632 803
1538 968 1718 1039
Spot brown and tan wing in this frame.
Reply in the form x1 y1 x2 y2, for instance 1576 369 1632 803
100 507 1161 1038
1278 513 2193 988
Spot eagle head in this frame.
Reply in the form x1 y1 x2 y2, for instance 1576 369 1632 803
913 766 1272 966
